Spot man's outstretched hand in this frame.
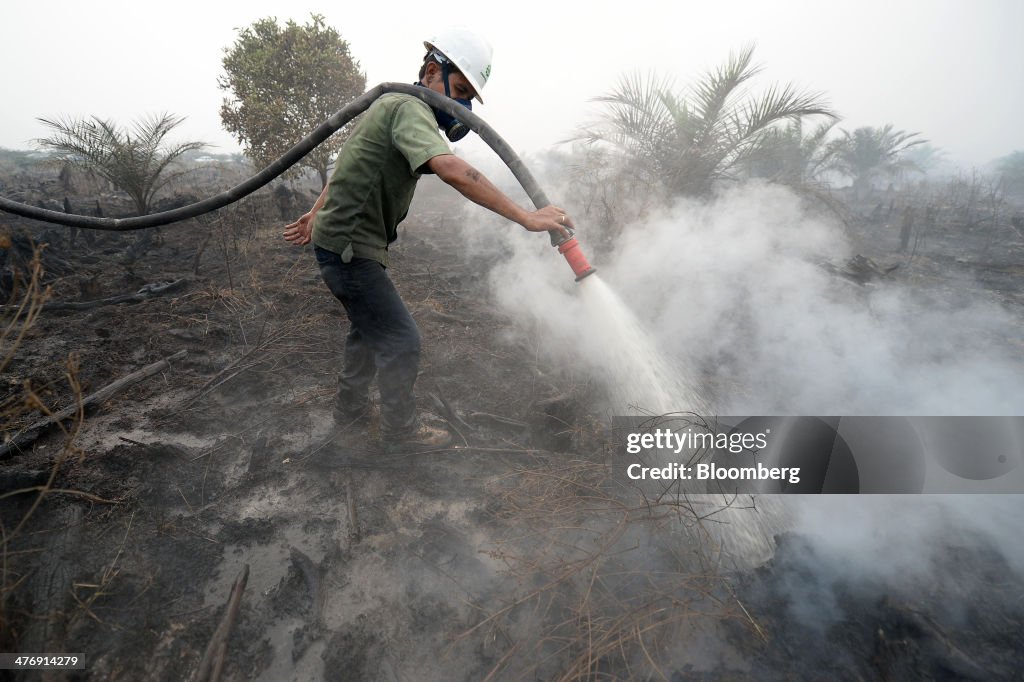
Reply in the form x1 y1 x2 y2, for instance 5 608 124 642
522 205 575 240
284 212 314 246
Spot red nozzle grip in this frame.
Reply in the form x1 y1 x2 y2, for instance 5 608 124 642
558 238 596 281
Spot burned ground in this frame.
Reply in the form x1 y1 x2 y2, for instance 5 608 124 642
2 180 1024 681
1 189 618 681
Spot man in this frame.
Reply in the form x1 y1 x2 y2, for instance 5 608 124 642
284 28 574 450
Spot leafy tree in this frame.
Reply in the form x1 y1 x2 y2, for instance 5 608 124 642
218 14 366 185
574 45 836 198
995 151 1024 199
832 125 925 197
35 114 206 216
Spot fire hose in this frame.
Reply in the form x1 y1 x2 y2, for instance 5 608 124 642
0 82 595 281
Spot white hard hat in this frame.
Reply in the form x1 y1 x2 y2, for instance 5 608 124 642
424 28 493 104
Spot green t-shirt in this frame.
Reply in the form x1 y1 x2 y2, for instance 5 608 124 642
312 93 451 266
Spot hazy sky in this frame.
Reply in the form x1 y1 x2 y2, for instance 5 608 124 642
2 0 1021 168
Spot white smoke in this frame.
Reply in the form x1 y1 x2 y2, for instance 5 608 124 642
792 495 1024 581
472 178 1024 593
484 181 1024 416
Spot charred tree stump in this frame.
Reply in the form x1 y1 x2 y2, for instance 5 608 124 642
899 205 916 252
19 505 84 656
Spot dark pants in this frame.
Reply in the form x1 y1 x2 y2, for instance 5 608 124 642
314 246 421 437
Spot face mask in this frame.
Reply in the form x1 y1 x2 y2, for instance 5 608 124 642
435 101 472 142
417 57 473 142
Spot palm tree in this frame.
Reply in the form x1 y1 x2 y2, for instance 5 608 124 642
35 114 206 216
745 119 842 186
901 143 948 176
574 45 837 198
832 125 925 199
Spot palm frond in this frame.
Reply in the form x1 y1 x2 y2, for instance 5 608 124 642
802 121 841 179
588 71 676 163
739 83 835 139
689 43 760 127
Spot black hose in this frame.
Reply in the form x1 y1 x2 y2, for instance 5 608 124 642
0 83 555 238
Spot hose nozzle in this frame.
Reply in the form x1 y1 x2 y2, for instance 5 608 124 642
557 236 596 281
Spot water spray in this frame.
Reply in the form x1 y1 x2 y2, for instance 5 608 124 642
0 82 595 283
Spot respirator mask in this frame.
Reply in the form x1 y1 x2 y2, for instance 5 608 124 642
416 51 473 142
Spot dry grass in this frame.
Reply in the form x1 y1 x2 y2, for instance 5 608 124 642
0 238 92 644
452 446 763 681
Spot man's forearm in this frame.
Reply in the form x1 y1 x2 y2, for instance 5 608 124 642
310 184 329 217
436 158 529 225
429 154 573 236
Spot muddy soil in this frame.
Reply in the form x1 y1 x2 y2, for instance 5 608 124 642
2 183 1023 681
